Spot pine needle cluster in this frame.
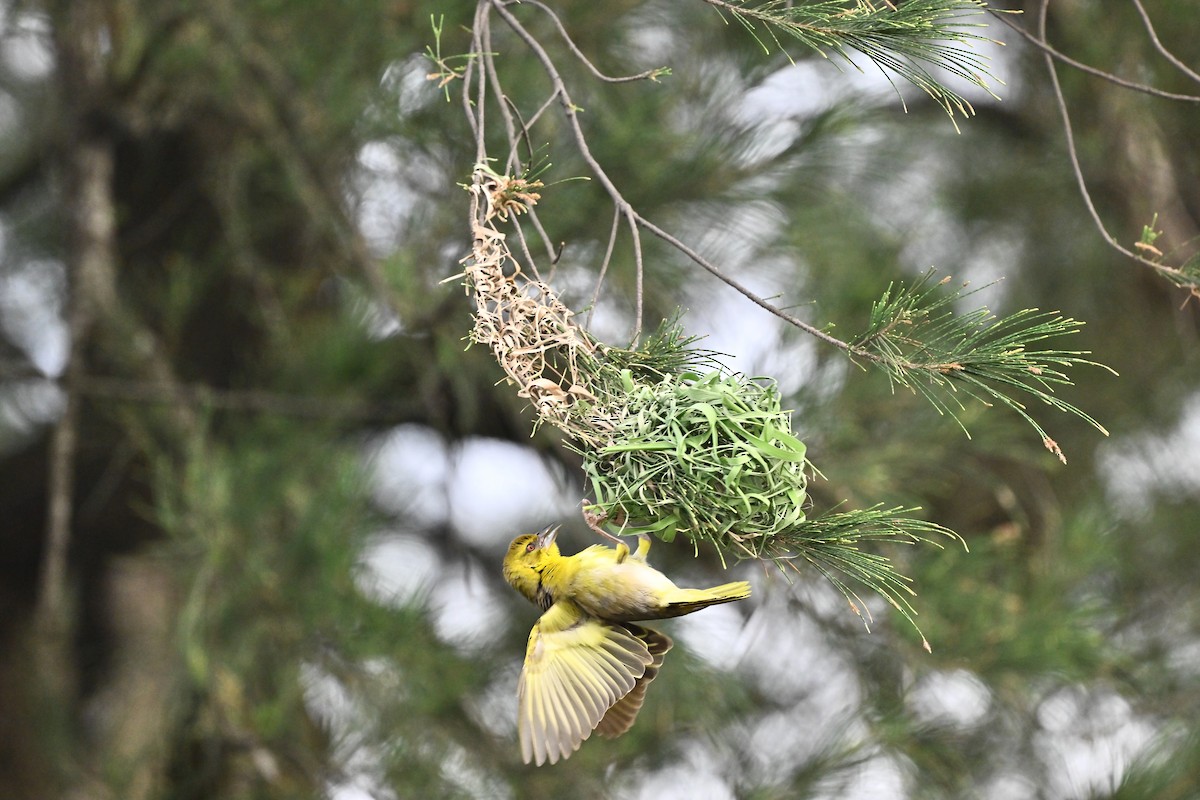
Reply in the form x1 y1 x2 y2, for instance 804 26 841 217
707 0 1000 123
851 273 1113 462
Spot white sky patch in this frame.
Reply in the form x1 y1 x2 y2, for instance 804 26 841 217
0 378 64 443
367 425 578 551
740 587 861 707
815 752 907 800
1034 684 1158 800
464 663 521 739
625 738 736 800
675 602 750 671
981 773 1039 800
380 53 442 118
739 60 888 129
1166 634 1200 682
358 536 506 652
446 437 576 546
741 705 847 787
351 140 425 257
366 425 451 525
907 668 991 728
686 261 817 393
304 660 403 800
328 784 380 800
0 257 68 375
439 744 514 800
0 10 54 81
356 533 441 608
739 32 1010 130
427 563 507 651
1097 391 1200 516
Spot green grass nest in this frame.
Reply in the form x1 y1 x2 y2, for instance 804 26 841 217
577 365 811 559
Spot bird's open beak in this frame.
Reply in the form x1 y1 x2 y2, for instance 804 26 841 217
536 524 560 549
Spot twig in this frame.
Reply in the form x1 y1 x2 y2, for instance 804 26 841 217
509 217 545 282
491 0 867 350
585 207 621 329
515 0 669 84
636 216 866 356
482 17 522 176
1037 0 1199 295
490 1 651 341
79 376 420 422
991 7 1200 103
495 94 562 272
626 207 645 344
491 0 886 358
1129 0 1200 85
462 0 491 176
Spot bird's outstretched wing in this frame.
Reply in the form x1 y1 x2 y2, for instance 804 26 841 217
518 600 652 766
595 624 672 739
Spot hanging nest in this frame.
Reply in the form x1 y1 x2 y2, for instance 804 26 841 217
578 370 811 561
453 164 812 559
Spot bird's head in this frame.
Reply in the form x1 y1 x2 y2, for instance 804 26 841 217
502 524 561 604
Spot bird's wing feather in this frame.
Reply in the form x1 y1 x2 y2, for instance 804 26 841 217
596 625 672 738
518 600 652 765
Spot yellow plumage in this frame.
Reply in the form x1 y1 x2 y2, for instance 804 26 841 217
502 525 751 765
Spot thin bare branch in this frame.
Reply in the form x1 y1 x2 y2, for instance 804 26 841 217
510 218 546 282
496 98 562 270
466 1 490 165
992 8 1200 103
37 3 118 700
516 0 670 84
490 2 632 219
625 209 645 344
491 0 884 355
500 95 533 175
482 17 521 175
1129 0 1200 85
1036 0 1199 295
585 207 622 329
79 376 419 422
523 90 560 131
637 216 868 356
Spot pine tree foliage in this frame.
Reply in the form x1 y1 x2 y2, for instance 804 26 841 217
0 1 1198 798
706 0 1000 121
850 271 1112 462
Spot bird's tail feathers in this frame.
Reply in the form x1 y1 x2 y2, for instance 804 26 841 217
661 581 751 617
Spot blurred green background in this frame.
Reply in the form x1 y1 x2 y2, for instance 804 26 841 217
0 1 1197 798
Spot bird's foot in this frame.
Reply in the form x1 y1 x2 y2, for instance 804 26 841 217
614 534 651 564
614 541 630 563
582 500 626 549
633 533 651 561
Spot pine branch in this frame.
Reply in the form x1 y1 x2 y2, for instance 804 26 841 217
758 505 963 652
851 272 1114 462
703 0 1000 123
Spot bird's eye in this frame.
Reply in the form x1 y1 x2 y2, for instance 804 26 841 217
525 542 535 552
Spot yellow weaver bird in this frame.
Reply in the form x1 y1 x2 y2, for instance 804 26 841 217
502 524 751 765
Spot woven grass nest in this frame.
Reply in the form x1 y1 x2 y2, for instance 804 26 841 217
455 165 811 562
